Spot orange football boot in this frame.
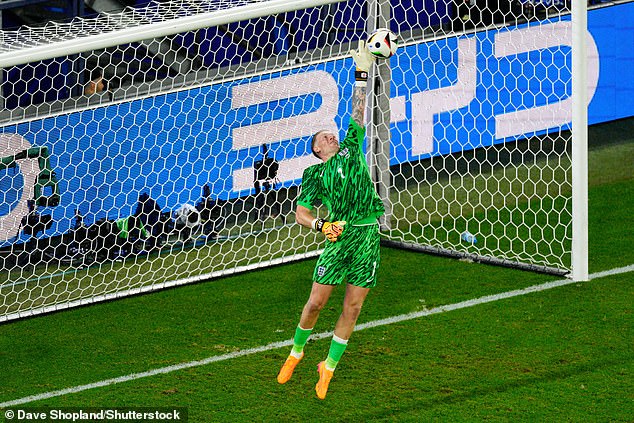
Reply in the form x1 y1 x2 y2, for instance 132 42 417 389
277 353 304 384
315 361 334 399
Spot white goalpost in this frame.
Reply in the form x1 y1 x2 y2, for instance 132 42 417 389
571 0 589 282
0 0 591 322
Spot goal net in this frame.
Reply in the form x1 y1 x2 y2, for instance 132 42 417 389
0 0 592 321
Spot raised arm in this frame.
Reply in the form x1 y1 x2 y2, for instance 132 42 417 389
351 84 366 127
349 41 375 127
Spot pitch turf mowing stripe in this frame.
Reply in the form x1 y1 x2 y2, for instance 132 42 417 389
2 263 633 408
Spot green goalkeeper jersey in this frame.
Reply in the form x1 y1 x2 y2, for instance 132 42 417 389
298 119 385 225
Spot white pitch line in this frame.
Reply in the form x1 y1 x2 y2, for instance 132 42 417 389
2 263 633 408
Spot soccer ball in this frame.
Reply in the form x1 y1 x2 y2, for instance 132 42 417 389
366 28 398 59
175 203 200 229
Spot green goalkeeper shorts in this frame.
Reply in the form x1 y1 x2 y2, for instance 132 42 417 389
312 223 380 289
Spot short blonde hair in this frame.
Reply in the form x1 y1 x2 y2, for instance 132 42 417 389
311 130 327 159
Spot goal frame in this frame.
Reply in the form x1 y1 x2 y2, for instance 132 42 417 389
0 0 590 322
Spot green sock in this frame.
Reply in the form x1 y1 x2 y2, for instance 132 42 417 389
324 335 348 370
291 325 312 356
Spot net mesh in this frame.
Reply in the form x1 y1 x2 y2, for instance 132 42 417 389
0 0 579 321
0 0 257 53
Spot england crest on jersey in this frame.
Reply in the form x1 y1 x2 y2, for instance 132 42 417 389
338 147 350 158
317 266 327 277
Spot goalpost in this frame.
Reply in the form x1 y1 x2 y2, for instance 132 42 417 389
0 0 589 322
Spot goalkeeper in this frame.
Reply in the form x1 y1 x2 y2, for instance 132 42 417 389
277 41 385 400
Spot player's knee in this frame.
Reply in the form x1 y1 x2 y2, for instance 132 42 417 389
305 298 327 314
343 301 363 319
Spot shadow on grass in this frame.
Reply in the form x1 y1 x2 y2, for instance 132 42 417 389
357 356 631 420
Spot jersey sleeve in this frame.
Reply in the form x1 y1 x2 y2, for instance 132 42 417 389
340 118 365 151
297 165 321 210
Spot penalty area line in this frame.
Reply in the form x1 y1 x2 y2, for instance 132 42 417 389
2 263 633 407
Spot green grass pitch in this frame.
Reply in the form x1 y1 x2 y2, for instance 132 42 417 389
0 120 632 421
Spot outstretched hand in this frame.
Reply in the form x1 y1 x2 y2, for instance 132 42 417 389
350 41 375 72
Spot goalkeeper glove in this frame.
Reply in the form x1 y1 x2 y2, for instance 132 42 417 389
312 218 347 242
350 40 375 86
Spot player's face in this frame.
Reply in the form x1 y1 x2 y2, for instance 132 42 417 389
314 131 339 159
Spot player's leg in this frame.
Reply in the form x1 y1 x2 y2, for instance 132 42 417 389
330 225 379 363
299 281 336 329
315 225 379 399
278 282 336 384
278 243 344 385
334 283 371 339
315 284 371 399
